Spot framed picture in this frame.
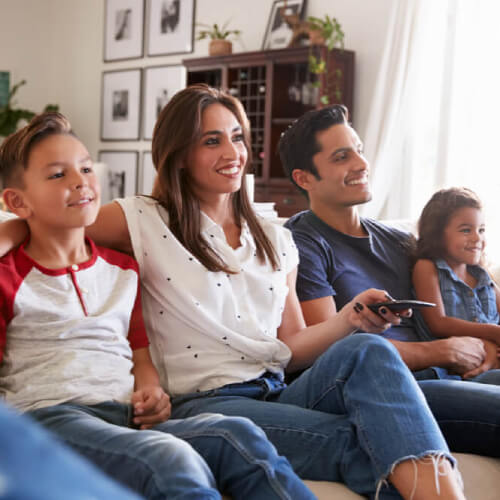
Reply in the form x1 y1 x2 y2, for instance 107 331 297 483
262 0 306 50
147 0 195 56
103 0 145 61
98 151 139 202
142 65 186 139
141 151 156 195
101 69 141 141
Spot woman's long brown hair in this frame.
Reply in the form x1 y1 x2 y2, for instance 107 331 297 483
151 84 278 273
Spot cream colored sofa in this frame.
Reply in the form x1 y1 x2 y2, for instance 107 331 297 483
301 453 500 499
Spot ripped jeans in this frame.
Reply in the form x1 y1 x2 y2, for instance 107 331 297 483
171 334 454 500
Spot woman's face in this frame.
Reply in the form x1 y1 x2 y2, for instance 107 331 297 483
185 103 248 200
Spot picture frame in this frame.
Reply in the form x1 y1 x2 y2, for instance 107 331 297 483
103 0 145 61
101 69 142 141
98 151 139 202
142 65 186 140
262 0 306 50
147 0 195 56
141 151 156 195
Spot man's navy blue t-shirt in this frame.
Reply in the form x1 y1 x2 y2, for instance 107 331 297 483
285 210 421 341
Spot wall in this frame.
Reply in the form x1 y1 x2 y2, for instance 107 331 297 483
0 0 395 159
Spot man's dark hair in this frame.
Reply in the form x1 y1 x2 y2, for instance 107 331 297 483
278 104 348 197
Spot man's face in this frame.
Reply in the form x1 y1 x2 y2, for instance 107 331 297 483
305 123 372 209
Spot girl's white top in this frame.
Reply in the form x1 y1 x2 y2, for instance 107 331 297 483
117 196 297 396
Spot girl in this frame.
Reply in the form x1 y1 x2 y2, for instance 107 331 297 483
413 187 500 379
1 86 465 499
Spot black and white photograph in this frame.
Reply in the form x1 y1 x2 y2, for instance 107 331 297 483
143 65 186 139
141 151 156 195
104 0 144 61
98 151 138 202
147 0 195 56
262 0 306 50
101 69 141 140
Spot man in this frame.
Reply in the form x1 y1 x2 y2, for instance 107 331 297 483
279 104 500 457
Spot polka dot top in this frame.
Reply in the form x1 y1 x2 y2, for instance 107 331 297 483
116 196 298 397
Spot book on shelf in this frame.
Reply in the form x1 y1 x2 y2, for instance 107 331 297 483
252 202 278 219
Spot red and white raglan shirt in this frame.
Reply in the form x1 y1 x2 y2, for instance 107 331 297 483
0 238 149 413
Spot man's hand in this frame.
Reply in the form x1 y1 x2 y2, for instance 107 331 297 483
440 336 486 375
462 339 499 379
131 386 171 429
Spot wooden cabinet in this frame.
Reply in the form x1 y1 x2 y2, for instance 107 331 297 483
183 46 354 217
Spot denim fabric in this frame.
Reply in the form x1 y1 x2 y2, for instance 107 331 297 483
172 334 453 500
0 401 142 500
418 378 500 457
30 401 314 500
436 258 499 325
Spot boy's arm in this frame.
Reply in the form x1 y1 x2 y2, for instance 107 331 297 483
131 347 171 429
0 219 28 257
127 268 170 429
413 259 500 344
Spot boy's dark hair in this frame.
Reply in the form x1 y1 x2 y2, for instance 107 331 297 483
415 187 483 261
278 104 348 197
0 112 73 189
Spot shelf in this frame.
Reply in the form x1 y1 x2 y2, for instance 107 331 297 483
183 47 354 216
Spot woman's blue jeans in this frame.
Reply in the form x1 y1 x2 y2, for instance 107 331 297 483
171 334 453 499
29 401 314 500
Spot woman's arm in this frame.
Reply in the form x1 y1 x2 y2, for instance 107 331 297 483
86 202 133 255
277 268 399 372
413 259 500 344
298 285 488 373
0 218 29 257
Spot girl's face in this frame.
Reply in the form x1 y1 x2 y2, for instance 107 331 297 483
185 103 248 201
443 206 485 267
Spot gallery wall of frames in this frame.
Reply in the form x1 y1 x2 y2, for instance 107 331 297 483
99 0 193 202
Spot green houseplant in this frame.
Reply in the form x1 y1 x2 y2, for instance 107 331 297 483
0 79 58 138
307 15 345 105
196 21 241 56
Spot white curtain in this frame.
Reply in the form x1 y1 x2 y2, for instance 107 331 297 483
362 0 500 256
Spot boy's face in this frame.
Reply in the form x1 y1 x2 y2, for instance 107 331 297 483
15 134 100 229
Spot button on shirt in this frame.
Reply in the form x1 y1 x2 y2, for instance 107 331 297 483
117 196 296 397
435 258 499 325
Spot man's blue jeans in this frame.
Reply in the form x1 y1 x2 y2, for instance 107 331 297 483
29 401 314 500
413 367 500 456
0 401 141 500
171 334 454 500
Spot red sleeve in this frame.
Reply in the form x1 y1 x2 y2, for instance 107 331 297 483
127 279 149 350
0 249 29 363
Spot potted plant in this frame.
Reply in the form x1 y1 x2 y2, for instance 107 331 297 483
196 21 241 56
0 79 58 139
307 14 345 105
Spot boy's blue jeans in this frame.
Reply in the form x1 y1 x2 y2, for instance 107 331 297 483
29 401 314 500
172 334 454 499
0 401 141 500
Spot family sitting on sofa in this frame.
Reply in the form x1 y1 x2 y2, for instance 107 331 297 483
0 84 499 499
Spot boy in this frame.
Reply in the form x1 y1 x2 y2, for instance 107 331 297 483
0 112 312 500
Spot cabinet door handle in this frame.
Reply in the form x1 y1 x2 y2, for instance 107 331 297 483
282 197 294 205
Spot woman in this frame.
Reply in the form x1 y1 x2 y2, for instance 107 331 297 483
2 85 464 499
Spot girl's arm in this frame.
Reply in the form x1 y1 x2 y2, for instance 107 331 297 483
277 268 400 372
85 202 133 255
0 218 29 257
413 258 500 344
